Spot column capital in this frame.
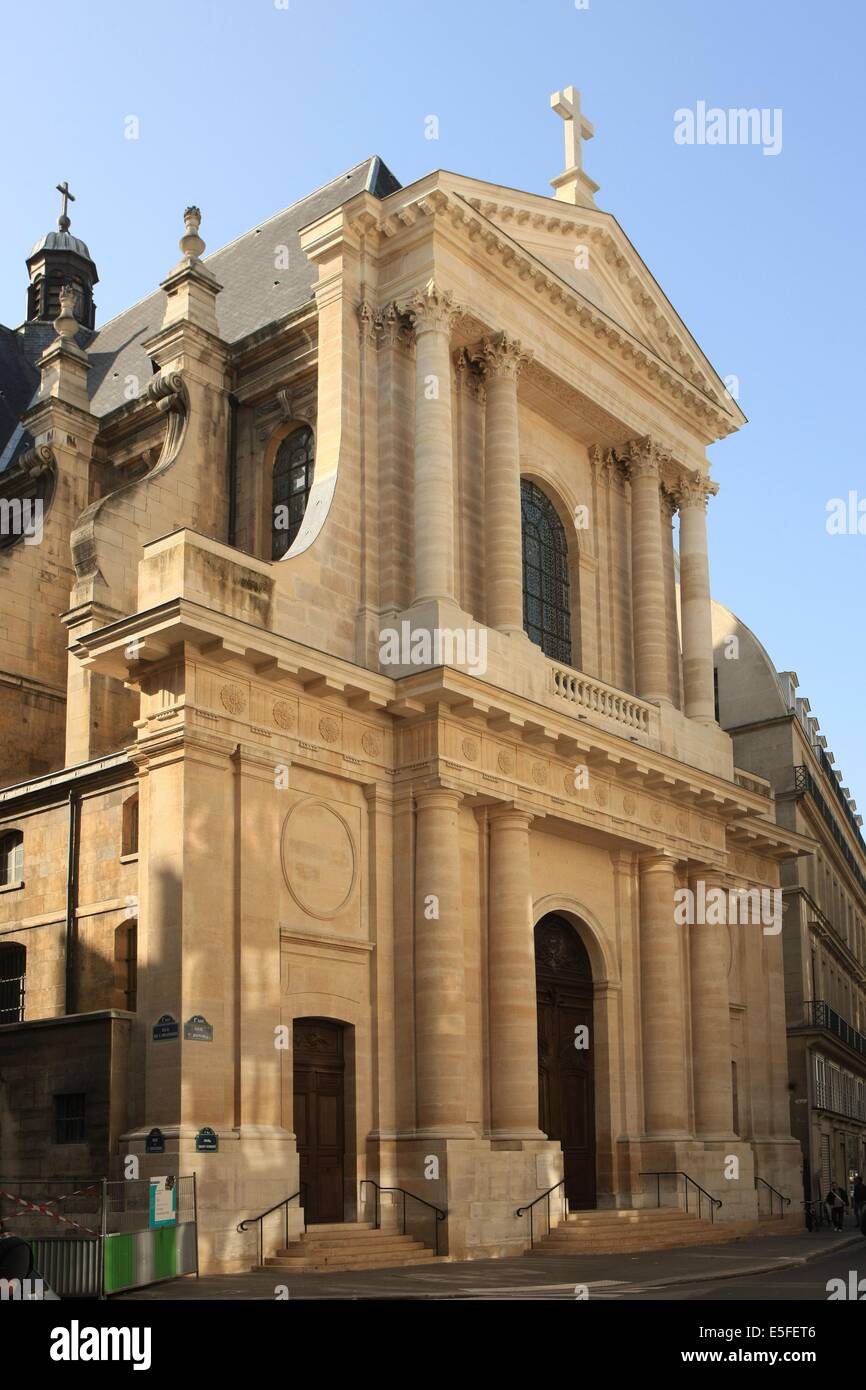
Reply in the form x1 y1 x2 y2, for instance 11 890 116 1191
415 786 463 814
402 279 463 335
660 484 679 520
486 801 534 830
624 434 663 480
687 860 729 887
674 467 719 511
475 331 532 380
638 849 681 873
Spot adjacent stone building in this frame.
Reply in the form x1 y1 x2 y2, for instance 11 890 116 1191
0 99 810 1269
713 601 866 1205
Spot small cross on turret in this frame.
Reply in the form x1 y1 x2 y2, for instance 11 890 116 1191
56 181 75 231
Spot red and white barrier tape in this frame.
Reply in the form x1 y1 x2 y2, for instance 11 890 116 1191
0 1188 100 1237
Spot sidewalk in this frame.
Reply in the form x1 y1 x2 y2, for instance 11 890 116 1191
117 1227 864 1300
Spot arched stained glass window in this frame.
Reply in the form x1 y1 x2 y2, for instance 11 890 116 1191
521 480 572 664
272 425 315 560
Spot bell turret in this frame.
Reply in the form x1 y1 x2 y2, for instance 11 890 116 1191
25 182 98 330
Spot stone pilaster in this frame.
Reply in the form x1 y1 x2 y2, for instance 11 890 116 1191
403 282 462 605
688 868 735 1138
627 439 669 703
414 787 472 1135
487 805 543 1137
233 745 283 1132
677 470 717 723
639 852 690 1136
478 333 531 635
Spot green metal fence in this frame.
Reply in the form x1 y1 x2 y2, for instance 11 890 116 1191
1 1175 198 1298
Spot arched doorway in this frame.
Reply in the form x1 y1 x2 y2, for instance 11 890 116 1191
293 1018 346 1224
535 914 596 1210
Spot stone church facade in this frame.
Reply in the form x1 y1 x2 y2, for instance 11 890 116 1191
0 115 810 1269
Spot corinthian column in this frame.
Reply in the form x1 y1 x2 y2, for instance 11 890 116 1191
628 439 669 703
661 487 682 708
639 852 690 1136
677 470 717 723
487 805 543 1137
479 333 531 634
404 282 461 605
414 788 472 1135
689 869 735 1138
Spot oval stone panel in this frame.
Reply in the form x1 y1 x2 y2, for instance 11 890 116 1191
281 799 356 919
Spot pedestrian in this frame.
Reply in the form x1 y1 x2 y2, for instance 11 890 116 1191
825 1183 848 1231
852 1174 866 1228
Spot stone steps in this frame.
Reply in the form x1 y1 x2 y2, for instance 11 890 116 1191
254 1222 443 1273
756 1213 806 1234
529 1208 756 1256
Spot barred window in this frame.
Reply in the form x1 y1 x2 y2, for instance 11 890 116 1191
520 480 572 665
0 942 25 1024
54 1093 86 1145
272 425 315 560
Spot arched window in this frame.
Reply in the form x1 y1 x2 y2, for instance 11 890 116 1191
0 942 26 1023
271 425 315 560
0 830 24 887
520 480 572 664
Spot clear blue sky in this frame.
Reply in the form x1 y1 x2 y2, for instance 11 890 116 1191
2 0 863 810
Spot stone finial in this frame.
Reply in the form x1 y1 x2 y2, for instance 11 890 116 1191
179 206 205 260
54 283 80 341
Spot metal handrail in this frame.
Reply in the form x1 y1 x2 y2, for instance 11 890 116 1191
360 1180 447 1256
515 1179 568 1249
755 1176 791 1219
640 1171 723 1224
237 1187 306 1266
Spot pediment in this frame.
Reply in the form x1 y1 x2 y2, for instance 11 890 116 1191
439 173 744 426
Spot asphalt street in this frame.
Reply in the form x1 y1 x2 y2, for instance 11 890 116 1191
116 1228 864 1301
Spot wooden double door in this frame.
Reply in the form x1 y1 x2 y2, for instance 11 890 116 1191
535 915 597 1211
293 1019 346 1224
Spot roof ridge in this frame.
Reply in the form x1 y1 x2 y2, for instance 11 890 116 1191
198 156 377 262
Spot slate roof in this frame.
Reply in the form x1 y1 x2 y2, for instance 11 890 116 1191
0 326 40 471
0 156 400 459
86 156 400 418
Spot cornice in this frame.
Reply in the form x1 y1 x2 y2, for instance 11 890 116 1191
346 186 741 441
460 193 722 399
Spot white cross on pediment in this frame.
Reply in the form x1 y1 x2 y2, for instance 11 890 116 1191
550 86 594 172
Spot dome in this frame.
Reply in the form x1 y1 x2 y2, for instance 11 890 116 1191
28 229 95 264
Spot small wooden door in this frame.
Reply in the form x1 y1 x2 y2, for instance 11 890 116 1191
293 1019 346 1224
535 915 596 1210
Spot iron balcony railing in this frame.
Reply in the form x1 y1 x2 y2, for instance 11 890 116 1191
804 999 866 1061
793 765 866 896
816 743 866 852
